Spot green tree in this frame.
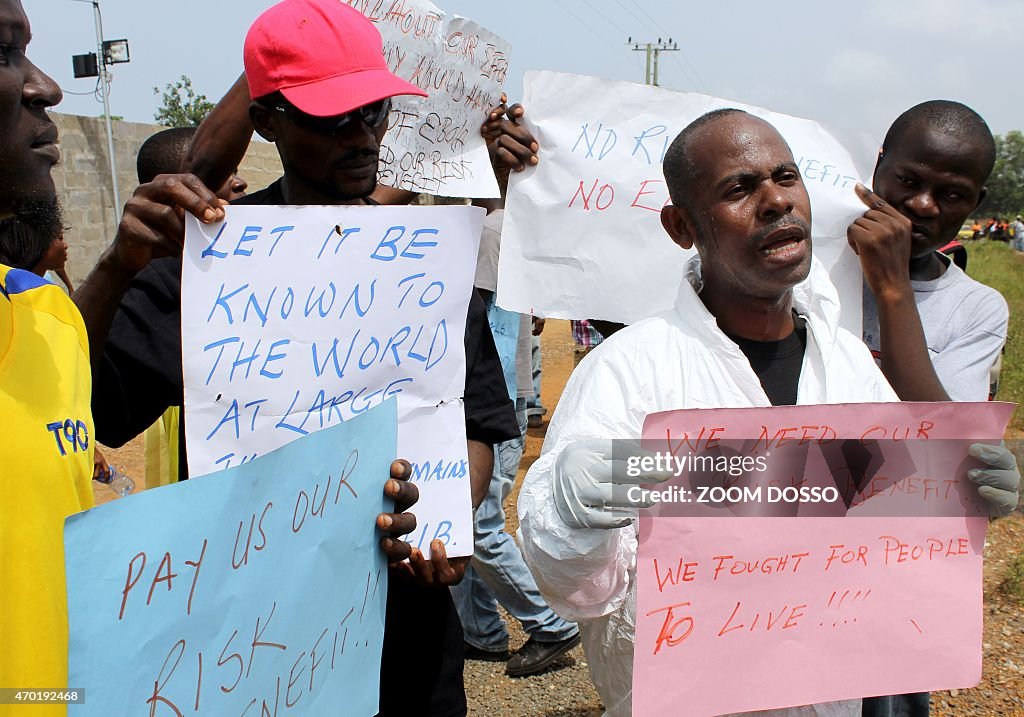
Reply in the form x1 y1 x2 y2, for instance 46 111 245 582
153 75 214 127
979 130 1024 217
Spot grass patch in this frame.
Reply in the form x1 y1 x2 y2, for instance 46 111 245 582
996 551 1024 603
961 241 1024 433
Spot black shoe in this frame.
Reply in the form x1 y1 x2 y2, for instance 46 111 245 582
505 634 581 677
464 643 510 662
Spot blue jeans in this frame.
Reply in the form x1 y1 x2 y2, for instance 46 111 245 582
452 400 577 651
526 335 546 417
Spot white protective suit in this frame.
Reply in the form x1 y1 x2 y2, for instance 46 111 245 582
518 256 898 717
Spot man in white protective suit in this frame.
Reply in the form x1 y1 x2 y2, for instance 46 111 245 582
516 109 1021 717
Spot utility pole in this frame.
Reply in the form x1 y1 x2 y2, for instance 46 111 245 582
92 1 120 222
628 37 679 86
72 0 131 223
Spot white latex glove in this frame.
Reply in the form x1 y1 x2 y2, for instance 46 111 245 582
968 442 1021 518
552 438 675 530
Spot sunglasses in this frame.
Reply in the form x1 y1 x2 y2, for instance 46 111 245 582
270 97 392 135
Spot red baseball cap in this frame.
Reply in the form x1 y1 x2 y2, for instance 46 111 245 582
244 0 427 117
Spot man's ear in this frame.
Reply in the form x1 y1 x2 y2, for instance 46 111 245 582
661 203 696 250
975 186 988 211
249 103 277 142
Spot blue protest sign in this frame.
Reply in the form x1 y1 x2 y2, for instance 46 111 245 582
64 401 397 716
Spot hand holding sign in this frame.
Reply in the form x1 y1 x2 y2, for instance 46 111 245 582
967 442 1021 517
847 182 914 301
380 458 419 563
376 456 488 585
483 99 540 192
552 438 675 530
350 0 512 198
114 174 226 273
397 540 469 586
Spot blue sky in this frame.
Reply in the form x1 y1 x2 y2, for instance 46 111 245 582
25 0 1024 141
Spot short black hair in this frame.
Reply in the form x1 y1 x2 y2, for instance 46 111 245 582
663 108 749 212
136 127 196 184
0 198 65 270
881 100 996 182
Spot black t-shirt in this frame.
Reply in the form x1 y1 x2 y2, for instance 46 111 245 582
95 179 518 717
92 254 188 465
726 315 807 407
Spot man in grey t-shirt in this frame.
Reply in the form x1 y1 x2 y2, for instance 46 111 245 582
850 100 1008 404
861 255 1007 402
848 101 1019 717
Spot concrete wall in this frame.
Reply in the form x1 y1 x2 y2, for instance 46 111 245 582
51 112 284 288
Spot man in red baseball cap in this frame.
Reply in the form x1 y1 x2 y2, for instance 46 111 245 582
245 0 426 116
77 1 523 716
242 0 427 204
239 4 521 714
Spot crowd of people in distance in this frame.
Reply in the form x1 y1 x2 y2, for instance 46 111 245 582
965 215 1024 247
0 1 1020 717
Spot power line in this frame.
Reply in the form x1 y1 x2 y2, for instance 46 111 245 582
550 0 622 51
626 0 663 35
564 0 666 90
577 0 637 43
618 1 655 34
664 52 697 91
570 0 658 82
679 51 710 93
668 53 707 93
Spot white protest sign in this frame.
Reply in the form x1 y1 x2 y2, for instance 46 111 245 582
182 204 484 558
500 71 870 333
347 0 511 198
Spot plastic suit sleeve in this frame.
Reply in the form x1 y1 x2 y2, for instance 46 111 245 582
517 348 646 621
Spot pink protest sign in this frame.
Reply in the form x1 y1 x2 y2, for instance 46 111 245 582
634 402 1014 717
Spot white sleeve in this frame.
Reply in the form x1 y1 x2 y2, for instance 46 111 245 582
863 363 900 402
517 345 646 621
932 289 1008 402
837 328 900 402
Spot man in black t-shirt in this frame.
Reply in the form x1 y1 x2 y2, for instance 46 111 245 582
75 1 520 715
86 127 249 476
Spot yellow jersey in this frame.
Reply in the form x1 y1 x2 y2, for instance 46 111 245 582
0 265 94 714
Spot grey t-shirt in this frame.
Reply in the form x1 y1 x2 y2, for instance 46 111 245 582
473 208 533 400
474 209 502 293
862 254 1008 401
